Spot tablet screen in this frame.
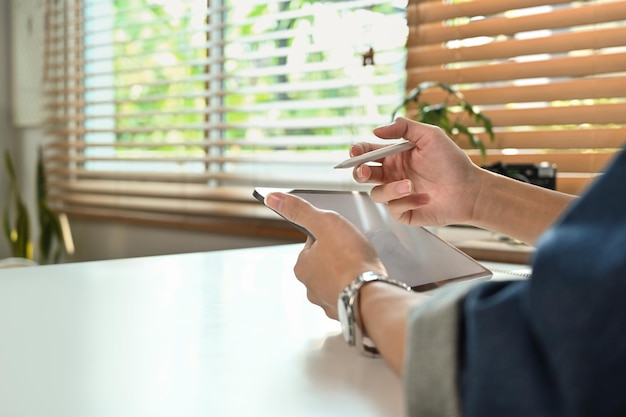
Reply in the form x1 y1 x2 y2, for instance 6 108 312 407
254 188 491 291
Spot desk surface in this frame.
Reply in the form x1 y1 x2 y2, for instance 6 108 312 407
0 244 528 417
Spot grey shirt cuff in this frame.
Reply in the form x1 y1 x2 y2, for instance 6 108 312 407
403 282 478 417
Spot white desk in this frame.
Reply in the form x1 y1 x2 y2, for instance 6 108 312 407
0 244 528 417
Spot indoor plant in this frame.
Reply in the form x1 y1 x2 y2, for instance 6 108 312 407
391 81 494 158
3 148 71 264
3 149 32 260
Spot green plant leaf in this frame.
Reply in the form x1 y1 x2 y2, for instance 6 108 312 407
2 199 12 245
462 102 476 117
475 112 495 140
16 200 31 259
3 149 34 260
36 146 68 264
435 81 456 95
454 122 486 158
405 86 423 102
416 81 440 92
393 82 495 162
4 149 17 183
420 103 452 132
38 205 64 264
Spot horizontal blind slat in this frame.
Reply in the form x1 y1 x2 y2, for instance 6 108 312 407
407 51 626 86
414 77 626 106
45 0 405 225
408 26 626 67
456 128 626 150
47 182 257 202
48 193 272 219
480 102 626 127
43 168 362 190
44 116 393 136
412 0 574 24
406 0 626 196
405 103 626 129
411 1 626 45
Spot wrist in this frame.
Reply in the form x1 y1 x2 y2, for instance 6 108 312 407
358 281 426 373
467 167 505 228
337 271 412 357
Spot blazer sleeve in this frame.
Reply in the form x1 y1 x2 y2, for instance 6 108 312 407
403 281 476 417
404 149 626 417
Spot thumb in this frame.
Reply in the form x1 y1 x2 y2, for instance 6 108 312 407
265 192 321 239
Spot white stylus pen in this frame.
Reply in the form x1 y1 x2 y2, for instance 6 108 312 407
333 141 416 169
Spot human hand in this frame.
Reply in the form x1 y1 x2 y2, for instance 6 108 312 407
352 117 484 227
264 192 386 320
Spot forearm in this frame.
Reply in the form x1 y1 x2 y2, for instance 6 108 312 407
358 282 426 374
360 280 476 416
470 169 575 245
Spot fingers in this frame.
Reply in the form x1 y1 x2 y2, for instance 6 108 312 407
265 192 319 233
351 151 395 184
349 142 385 158
353 164 373 183
265 192 343 241
373 116 436 145
369 180 414 203
385 193 430 217
372 117 412 139
351 118 438 184
266 191 387 320
367 181 431 225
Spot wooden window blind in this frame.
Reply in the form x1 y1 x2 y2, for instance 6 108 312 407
405 0 626 195
41 0 408 229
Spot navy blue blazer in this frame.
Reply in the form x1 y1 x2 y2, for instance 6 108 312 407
461 148 626 417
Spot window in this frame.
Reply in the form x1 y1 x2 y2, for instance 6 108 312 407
42 0 408 231
405 0 626 195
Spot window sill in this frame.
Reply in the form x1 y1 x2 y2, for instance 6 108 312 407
52 187 533 263
62 207 307 242
49 185 307 242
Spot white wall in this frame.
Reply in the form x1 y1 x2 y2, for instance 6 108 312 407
2 0 291 262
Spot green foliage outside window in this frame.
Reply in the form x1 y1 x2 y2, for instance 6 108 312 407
97 1 406 159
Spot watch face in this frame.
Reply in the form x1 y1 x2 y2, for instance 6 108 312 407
337 294 353 345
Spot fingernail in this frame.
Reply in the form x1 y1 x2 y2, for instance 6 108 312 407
395 180 412 195
355 164 369 181
265 192 286 211
350 143 363 157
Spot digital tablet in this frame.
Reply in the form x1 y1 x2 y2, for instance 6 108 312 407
253 188 492 291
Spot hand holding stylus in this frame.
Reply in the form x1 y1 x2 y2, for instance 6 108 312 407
346 117 482 229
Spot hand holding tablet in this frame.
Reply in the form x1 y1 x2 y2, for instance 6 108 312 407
253 188 491 291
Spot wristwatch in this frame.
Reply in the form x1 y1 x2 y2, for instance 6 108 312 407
337 271 413 357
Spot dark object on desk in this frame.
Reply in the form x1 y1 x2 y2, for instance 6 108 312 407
483 161 557 190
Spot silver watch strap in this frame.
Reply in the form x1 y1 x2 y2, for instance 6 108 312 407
352 271 413 357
